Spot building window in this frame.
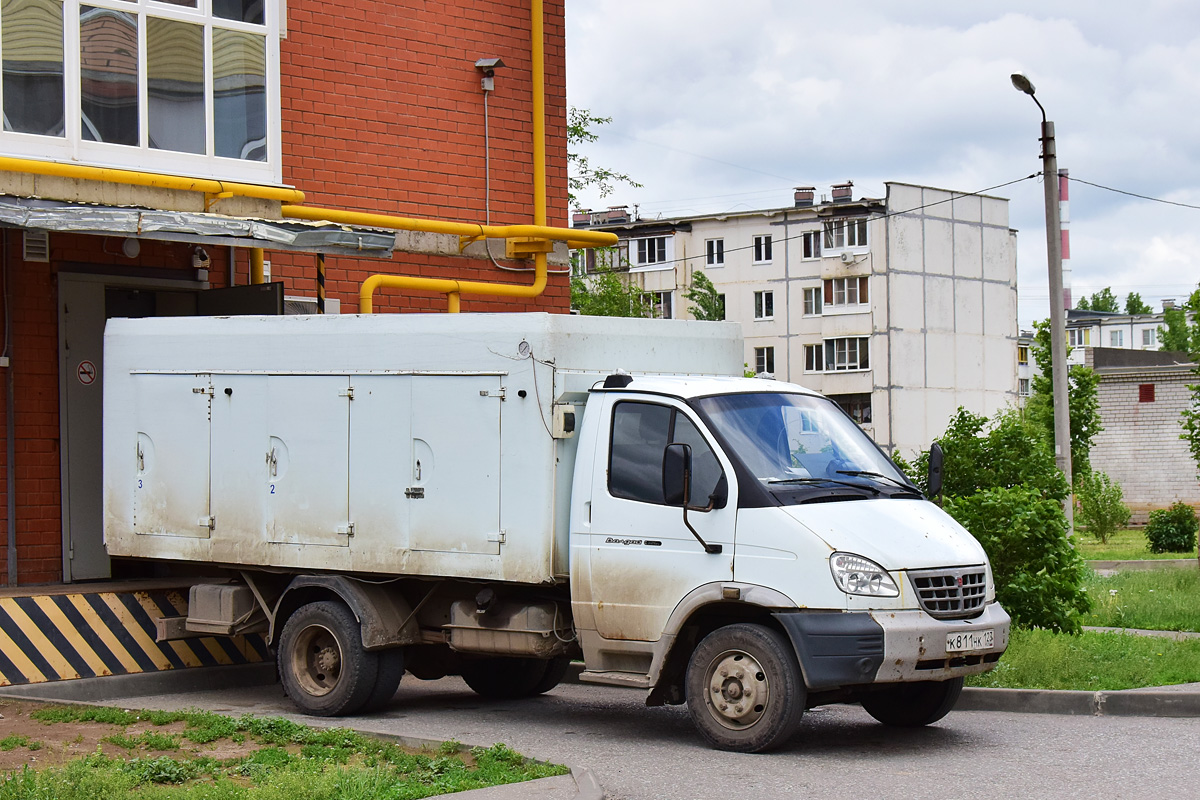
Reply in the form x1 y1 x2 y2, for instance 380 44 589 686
829 393 872 425
803 287 822 316
0 0 280 182
706 238 724 266
755 346 774 375
824 337 870 371
822 218 869 250
634 236 669 266
1139 383 1155 403
753 235 773 263
1143 328 1156 347
1018 345 1029 365
802 231 821 259
1018 378 1030 396
753 290 774 320
1068 328 1091 347
823 276 869 307
1110 330 1124 347
648 291 672 319
804 344 821 372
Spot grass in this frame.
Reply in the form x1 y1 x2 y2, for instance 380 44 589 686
0 735 42 752
1081 568 1200 632
1076 527 1197 561
967 627 1200 691
7 706 567 799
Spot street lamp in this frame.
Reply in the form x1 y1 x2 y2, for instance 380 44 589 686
1011 72 1073 522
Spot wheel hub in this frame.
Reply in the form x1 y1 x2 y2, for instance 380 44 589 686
706 650 769 730
288 623 342 697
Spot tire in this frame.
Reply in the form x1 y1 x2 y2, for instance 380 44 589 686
359 647 405 713
685 624 806 753
860 678 964 727
278 601 380 717
528 656 571 695
460 656 549 699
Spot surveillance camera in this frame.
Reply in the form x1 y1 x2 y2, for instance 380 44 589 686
474 57 505 76
192 246 211 269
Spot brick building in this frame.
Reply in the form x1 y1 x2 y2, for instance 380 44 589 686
1086 348 1200 523
0 0 603 584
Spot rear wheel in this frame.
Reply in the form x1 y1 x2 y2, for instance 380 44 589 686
359 648 405 713
528 656 571 695
860 678 964 727
278 601 379 717
685 624 805 753
461 656 548 698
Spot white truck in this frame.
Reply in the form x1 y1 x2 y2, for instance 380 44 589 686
104 312 1009 752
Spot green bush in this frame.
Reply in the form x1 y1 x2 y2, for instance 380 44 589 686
930 408 1089 633
1075 471 1131 544
1145 502 1198 553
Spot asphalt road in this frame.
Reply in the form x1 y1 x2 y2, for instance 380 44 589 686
120 676 1200 800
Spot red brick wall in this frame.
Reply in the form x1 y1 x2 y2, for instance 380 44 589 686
0 0 570 583
268 0 571 313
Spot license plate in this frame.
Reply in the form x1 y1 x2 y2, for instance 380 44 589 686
946 629 994 653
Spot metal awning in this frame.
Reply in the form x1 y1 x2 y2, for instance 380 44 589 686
0 195 397 257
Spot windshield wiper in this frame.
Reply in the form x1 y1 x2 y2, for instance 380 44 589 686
768 477 880 496
836 470 920 493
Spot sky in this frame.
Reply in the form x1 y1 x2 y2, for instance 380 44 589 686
565 1 1200 329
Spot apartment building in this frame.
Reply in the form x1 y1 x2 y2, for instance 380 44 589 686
574 182 1020 456
0 0 587 585
1064 308 1168 365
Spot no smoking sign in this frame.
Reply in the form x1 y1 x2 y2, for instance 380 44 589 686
77 360 97 386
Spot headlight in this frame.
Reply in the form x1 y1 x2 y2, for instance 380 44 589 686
829 552 899 597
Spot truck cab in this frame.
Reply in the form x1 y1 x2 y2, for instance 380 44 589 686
569 374 1009 751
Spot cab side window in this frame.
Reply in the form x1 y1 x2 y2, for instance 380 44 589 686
609 401 724 506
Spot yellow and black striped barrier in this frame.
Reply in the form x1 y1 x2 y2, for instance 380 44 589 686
0 584 270 687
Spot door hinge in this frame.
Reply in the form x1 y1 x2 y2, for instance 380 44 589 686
339 386 355 399
337 522 355 536
405 487 425 499
479 387 506 400
193 386 214 396
487 530 506 544
198 516 216 530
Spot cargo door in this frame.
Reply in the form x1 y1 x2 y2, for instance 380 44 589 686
265 376 352 546
132 374 213 538
408 375 503 555
210 375 270 543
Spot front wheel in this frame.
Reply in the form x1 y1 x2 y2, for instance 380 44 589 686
860 678 964 727
685 624 806 753
278 601 380 717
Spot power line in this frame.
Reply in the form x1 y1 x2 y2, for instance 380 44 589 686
1067 176 1200 211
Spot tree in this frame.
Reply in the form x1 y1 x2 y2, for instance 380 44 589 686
683 271 725 321
921 408 1090 633
1026 319 1102 481
1075 295 1091 311
1080 287 1119 313
1075 471 1131 544
567 107 641 206
1125 292 1152 315
570 268 650 317
1160 307 1191 352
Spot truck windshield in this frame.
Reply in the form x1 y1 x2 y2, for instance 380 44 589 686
693 392 911 491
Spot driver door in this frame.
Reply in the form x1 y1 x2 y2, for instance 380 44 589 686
582 397 737 642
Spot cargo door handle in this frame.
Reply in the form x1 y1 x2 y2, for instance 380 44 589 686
414 459 421 481
266 448 278 477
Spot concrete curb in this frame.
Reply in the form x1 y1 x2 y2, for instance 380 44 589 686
958 686 1200 717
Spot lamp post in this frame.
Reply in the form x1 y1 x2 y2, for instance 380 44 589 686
1011 72 1073 524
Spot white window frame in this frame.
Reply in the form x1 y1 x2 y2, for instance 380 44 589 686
705 238 724 266
823 336 870 372
753 234 773 264
754 346 774 375
802 230 821 260
803 344 822 373
648 290 672 319
1143 328 1156 347
631 235 672 271
0 0 283 184
1068 328 1092 347
803 287 822 316
753 290 774 320
1110 329 1124 347
822 218 869 252
1017 345 1029 365
1018 378 1030 397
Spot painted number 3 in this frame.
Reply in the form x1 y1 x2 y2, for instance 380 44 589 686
137 479 143 489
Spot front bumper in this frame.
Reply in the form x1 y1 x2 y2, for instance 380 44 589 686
774 602 1010 690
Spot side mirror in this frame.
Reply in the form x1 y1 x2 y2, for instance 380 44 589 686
928 442 944 501
662 443 691 506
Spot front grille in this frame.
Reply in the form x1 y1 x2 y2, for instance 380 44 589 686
909 566 987 619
